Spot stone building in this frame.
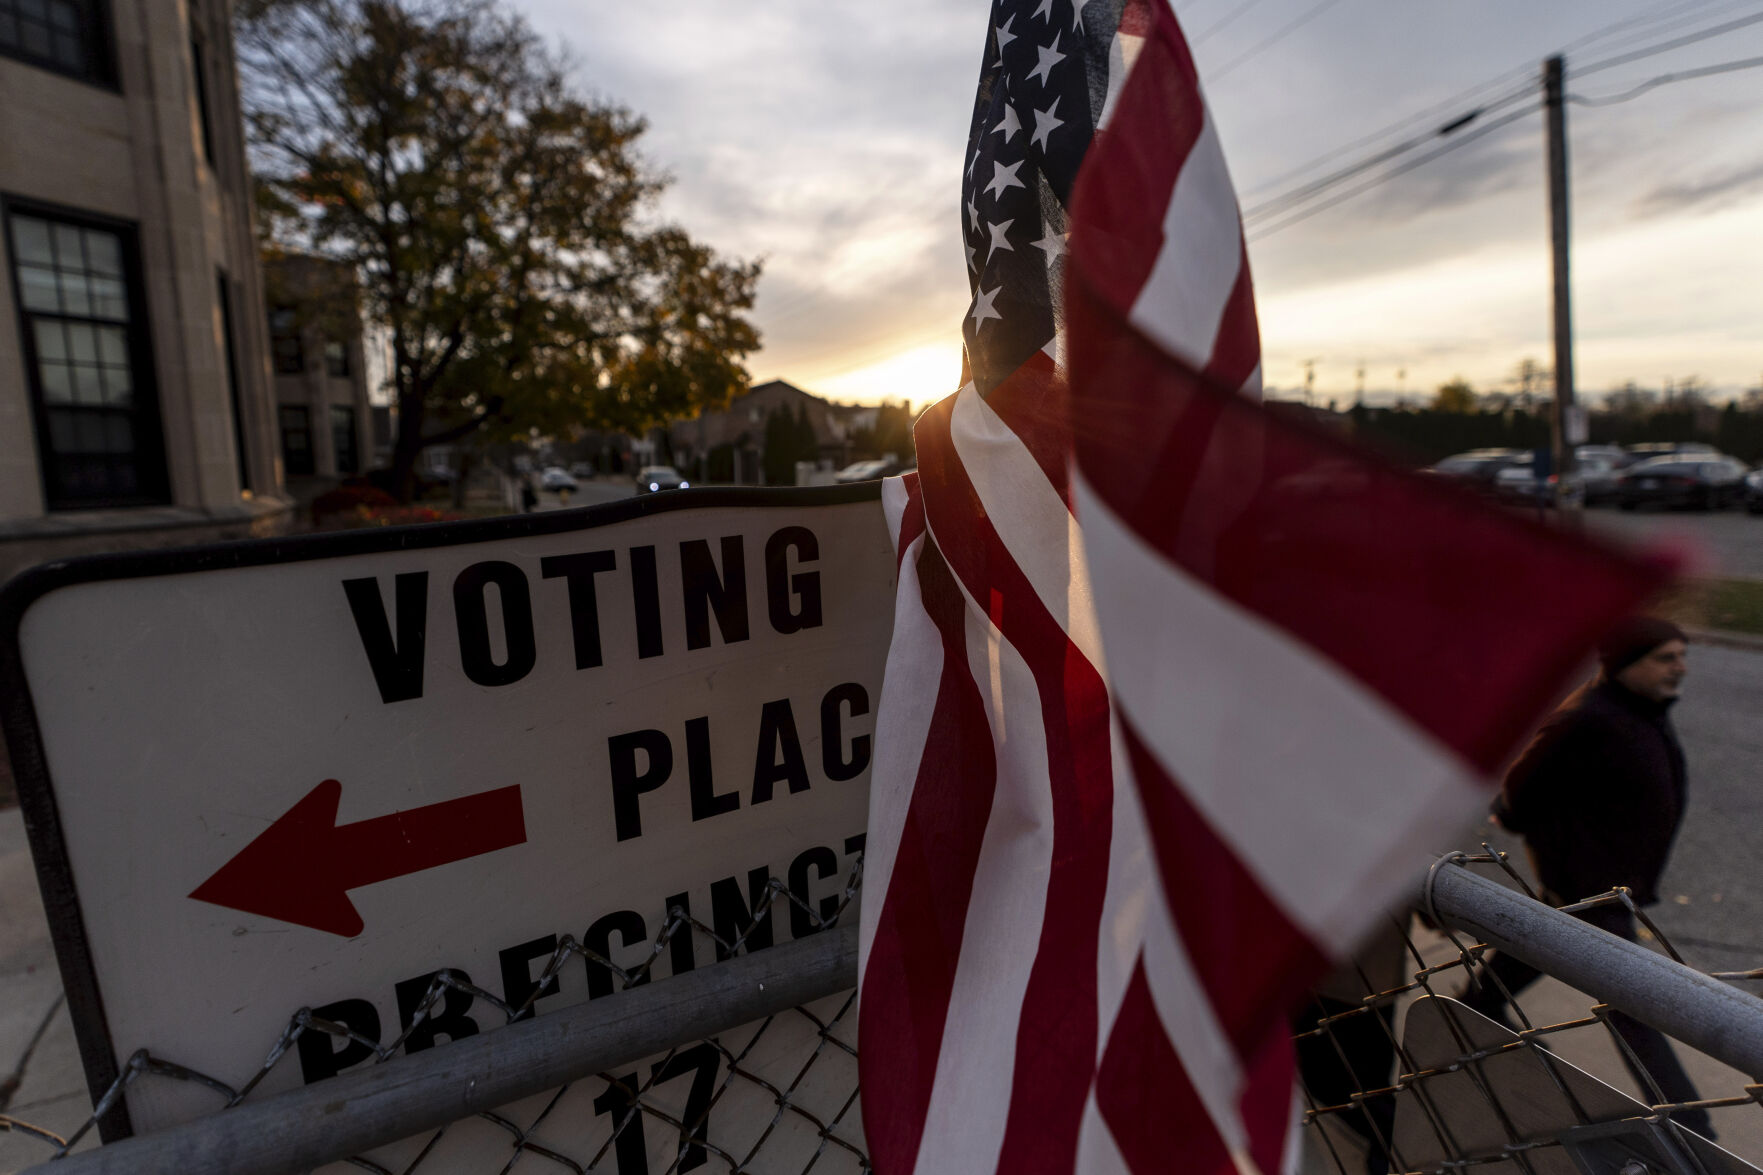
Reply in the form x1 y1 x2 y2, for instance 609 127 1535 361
0 0 288 585
262 254 371 486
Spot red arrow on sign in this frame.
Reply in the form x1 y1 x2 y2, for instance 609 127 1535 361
189 779 526 937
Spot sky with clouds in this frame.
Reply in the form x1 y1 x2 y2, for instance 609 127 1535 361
515 0 1763 407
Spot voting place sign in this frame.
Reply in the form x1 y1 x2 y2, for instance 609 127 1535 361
0 486 894 1146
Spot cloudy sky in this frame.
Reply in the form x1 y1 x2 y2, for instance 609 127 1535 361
516 0 1763 407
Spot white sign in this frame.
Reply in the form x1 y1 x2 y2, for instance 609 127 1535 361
1 491 894 1157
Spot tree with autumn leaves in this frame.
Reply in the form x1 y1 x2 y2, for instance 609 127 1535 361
238 0 761 498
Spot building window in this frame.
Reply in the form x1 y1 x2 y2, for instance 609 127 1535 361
324 339 350 378
330 405 358 475
189 33 215 165
269 307 303 373
279 404 313 475
217 271 250 492
6 205 167 508
0 0 110 84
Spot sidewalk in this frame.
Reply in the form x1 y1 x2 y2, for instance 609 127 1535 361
0 808 95 1173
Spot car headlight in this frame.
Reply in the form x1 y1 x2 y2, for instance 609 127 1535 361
649 482 659 491
1746 470 1763 490
679 480 689 489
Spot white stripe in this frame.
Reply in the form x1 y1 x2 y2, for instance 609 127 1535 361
857 533 939 972
1092 715 1154 1061
1097 30 1146 130
948 385 1107 671
1072 473 1485 951
1074 1092 1134 1175
1127 114 1244 372
881 474 912 554
910 600 1056 1174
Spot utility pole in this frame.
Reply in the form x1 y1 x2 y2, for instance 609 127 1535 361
1302 359 1317 406
1544 55 1579 514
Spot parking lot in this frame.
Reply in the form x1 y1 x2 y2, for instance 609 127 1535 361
1584 504 1763 582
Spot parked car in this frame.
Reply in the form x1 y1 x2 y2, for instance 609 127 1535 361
833 458 903 483
1745 467 1763 515
539 467 578 492
1425 449 1526 486
1625 441 1717 462
637 465 688 493
1494 451 1624 506
569 461 596 479
1575 444 1634 470
1616 455 1748 511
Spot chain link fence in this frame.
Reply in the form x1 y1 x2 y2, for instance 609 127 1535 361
7 847 1763 1174
1297 847 1763 1175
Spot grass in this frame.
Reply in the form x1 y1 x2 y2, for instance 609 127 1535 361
1658 577 1763 638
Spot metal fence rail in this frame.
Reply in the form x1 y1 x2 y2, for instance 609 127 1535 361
8 850 1763 1174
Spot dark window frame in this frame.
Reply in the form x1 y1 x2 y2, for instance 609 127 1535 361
0 0 118 88
279 404 314 476
188 29 215 166
323 339 350 378
329 404 358 475
3 194 169 510
268 306 304 374
216 269 250 493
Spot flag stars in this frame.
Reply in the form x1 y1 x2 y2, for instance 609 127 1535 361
970 282 1003 331
966 240 978 271
1071 0 1084 31
1032 0 1055 22
994 14 1017 53
991 104 1023 143
966 195 980 232
984 158 1026 201
987 218 1016 262
1028 33 1066 87
1031 97 1064 151
1031 229 1066 263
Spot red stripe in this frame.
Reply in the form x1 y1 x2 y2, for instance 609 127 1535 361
913 396 1115 1175
857 543 999 1175
1239 1028 1298 1175
981 353 1071 505
893 472 926 569
1121 717 1329 1053
1082 3 1205 317
1095 959 1233 1175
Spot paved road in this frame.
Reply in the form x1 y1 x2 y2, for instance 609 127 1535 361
1583 504 1763 581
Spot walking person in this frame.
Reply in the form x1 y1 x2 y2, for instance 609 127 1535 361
1466 616 1712 1136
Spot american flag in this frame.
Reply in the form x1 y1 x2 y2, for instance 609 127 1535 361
856 1 1669 1173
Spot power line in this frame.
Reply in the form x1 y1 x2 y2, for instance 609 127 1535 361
1245 103 1540 241
1241 82 1536 223
1577 7 1763 77
1207 0 1354 82
1569 51 1763 104
1192 0 1274 46
1232 2 1763 203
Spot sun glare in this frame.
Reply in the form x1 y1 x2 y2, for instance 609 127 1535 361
801 340 965 407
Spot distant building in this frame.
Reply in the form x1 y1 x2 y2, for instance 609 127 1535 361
0 0 288 583
670 379 847 483
262 254 371 484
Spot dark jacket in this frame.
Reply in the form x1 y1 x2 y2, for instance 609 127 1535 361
1492 677 1686 906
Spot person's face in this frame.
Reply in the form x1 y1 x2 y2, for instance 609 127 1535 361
1617 638 1689 702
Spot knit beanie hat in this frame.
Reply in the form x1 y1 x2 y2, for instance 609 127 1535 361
1599 616 1687 676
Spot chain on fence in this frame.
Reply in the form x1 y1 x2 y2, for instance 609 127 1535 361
8 846 1763 1174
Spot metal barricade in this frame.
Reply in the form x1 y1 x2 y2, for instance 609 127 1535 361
8 849 1763 1174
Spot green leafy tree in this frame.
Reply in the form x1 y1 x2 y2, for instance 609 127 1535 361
238 0 760 498
1432 378 1477 414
